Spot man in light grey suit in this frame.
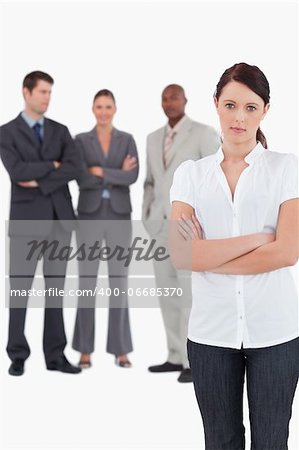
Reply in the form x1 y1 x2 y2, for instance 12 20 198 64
142 84 220 382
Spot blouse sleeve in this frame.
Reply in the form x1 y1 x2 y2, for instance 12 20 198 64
170 160 195 208
280 153 298 204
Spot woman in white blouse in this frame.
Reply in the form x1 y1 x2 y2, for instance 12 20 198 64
169 62 298 450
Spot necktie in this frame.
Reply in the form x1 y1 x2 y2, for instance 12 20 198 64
163 129 176 168
32 122 43 146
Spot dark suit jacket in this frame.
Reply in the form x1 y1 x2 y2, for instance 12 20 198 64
76 127 139 215
0 113 80 235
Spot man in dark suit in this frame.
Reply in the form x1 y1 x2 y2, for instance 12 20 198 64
0 71 81 375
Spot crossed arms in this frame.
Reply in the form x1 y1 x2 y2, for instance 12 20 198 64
169 199 299 275
76 135 139 190
0 126 80 195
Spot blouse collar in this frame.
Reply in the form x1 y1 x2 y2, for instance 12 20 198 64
215 141 265 165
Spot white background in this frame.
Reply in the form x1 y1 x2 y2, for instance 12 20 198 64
0 1 298 449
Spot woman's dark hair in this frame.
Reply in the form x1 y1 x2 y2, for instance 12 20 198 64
23 71 54 92
93 89 116 104
214 62 270 149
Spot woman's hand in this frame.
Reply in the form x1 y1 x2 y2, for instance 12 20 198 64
178 213 203 240
17 180 39 188
122 155 137 171
53 160 61 169
88 166 103 177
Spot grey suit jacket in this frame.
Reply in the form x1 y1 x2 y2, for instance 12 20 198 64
142 116 220 236
0 113 80 236
76 127 139 215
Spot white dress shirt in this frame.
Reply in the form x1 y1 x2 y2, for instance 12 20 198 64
21 111 44 137
164 114 187 136
170 143 298 349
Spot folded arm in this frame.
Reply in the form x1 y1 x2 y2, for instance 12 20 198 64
38 127 81 195
87 135 139 187
103 135 139 186
0 131 55 182
211 199 298 274
74 138 104 190
102 164 138 186
169 201 275 271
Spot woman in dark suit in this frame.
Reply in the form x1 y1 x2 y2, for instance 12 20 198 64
72 89 138 369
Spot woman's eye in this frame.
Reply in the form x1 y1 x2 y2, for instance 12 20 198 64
225 103 234 109
247 105 257 111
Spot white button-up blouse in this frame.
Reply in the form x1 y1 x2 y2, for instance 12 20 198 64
170 143 298 349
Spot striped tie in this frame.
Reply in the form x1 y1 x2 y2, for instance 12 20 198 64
163 129 176 168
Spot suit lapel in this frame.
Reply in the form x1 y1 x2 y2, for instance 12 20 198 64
89 127 105 165
88 127 122 167
155 127 165 173
165 118 192 169
15 114 39 149
41 118 55 157
15 114 55 161
107 128 122 165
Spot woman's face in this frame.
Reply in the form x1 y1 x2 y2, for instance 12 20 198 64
92 95 116 126
214 81 269 145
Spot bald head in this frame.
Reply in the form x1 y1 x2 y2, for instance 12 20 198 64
161 84 187 127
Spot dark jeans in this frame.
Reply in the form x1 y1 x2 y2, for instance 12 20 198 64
187 337 299 450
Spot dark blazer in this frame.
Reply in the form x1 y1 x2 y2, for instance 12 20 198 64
76 127 139 215
0 113 80 235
